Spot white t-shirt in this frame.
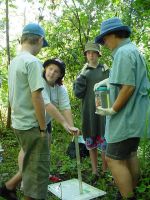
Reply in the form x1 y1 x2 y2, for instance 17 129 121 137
8 51 44 130
42 79 71 124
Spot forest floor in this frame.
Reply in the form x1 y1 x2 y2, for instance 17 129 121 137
0 126 150 200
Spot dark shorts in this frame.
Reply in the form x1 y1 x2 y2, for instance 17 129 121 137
14 127 50 199
47 121 52 134
106 137 140 160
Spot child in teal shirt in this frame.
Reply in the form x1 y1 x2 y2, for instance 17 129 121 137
95 17 150 200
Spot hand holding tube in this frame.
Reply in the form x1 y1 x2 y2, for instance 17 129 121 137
95 106 117 116
94 78 109 91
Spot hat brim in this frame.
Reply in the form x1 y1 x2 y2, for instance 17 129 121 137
43 59 65 79
84 49 102 56
95 26 131 45
43 38 49 48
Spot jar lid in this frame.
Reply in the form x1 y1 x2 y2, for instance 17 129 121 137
95 86 109 91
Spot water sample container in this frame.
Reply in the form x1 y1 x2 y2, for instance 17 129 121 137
95 86 110 108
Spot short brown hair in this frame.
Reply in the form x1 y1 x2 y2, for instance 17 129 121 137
21 34 42 45
108 30 130 39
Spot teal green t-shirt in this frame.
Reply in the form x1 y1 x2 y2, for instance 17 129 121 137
8 51 44 130
105 38 150 143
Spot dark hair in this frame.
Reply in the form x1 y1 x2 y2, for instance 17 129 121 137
84 51 100 56
108 30 131 39
43 58 66 85
21 34 42 45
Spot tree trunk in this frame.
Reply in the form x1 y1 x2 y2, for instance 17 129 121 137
6 0 11 128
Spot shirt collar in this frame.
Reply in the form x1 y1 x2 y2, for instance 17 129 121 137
87 63 102 70
112 38 131 58
17 51 31 56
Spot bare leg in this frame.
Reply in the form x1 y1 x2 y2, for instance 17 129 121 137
18 148 24 173
89 148 98 174
18 148 24 189
127 152 140 188
106 156 134 198
5 172 22 190
101 151 108 174
5 149 24 190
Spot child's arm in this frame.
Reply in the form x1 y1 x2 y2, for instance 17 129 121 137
113 85 135 112
61 109 74 126
45 103 79 135
96 85 135 116
73 75 87 99
32 89 46 131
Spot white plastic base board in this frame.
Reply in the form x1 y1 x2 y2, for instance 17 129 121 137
48 178 106 200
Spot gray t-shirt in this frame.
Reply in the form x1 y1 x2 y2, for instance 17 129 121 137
8 51 44 130
105 38 150 143
42 79 71 124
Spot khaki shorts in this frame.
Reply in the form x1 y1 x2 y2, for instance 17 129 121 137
14 127 50 199
106 137 140 160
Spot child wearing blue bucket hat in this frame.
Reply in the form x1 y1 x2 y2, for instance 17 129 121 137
94 17 150 199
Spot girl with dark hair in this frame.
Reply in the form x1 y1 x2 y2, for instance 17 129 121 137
42 58 77 136
42 58 80 181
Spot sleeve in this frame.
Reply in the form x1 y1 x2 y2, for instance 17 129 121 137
27 60 44 92
42 87 51 105
110 49 136 86
103 68 109 79
73 75 87 99
58 86 71 110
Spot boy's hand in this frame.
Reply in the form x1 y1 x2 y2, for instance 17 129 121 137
95 106 117 116
94 78 109 91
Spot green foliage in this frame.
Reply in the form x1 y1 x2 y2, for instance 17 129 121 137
0 126 150 199
0 0 149 108
0 1 150 198
137 140 150 199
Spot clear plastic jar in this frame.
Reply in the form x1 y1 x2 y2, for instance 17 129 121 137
95 86 110 109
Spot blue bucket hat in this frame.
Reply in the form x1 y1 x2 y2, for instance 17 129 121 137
95 17 131 45
22 23 48 47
